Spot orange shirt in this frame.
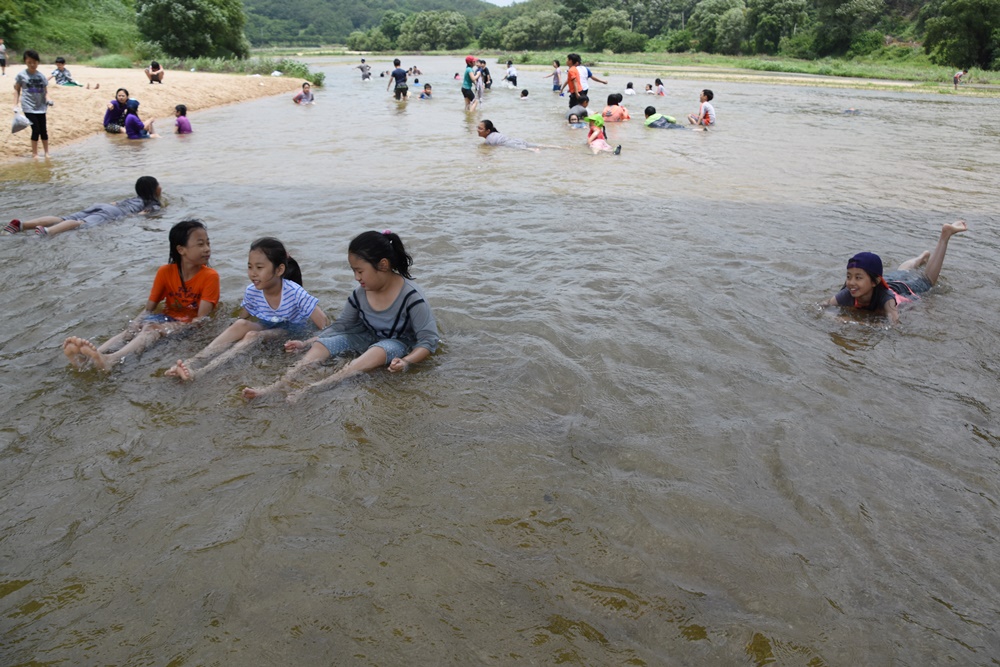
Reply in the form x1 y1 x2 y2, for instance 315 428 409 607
148 264 220 321
566 67 581 94
602 105 631 122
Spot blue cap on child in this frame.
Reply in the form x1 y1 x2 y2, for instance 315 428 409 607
847 252 883 278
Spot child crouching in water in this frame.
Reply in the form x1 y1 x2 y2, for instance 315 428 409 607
584 114 620 155
826 220 968 325
63 220 219 370
242 230 439 401
166 237 329 381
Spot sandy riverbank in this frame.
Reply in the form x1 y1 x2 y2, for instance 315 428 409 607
2 66 304 163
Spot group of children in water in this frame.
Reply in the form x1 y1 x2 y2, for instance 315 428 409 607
22 190 440 401
1 176 969 399
103 86 193 139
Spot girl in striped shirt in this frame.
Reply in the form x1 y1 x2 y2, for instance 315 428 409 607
166 237 329 381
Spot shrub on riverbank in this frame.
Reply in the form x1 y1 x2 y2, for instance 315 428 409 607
88 54 325 86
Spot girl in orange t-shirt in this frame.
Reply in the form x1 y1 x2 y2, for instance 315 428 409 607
63 219 220 371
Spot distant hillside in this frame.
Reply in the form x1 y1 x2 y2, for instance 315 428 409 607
244 0 495 46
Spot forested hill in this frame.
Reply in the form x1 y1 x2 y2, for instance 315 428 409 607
244 0 495 45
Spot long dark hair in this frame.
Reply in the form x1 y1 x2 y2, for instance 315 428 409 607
481 119 498 134
134 176 160 209
249 236 303 286
349 230 413 279
168 219 207 288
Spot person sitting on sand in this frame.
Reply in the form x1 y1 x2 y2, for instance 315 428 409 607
144 61 164 84
62 219 218 371
825 221 968 325
2 176 162 237
104 88 130 133
48 57 94 88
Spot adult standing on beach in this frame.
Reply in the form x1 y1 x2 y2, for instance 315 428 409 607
356 58 371 81
387 59 408 100
461 55 479 111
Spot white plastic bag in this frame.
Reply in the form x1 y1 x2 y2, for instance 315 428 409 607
12 110 32 134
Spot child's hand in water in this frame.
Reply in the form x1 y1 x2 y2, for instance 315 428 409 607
388 357 410 373
284 339 309 353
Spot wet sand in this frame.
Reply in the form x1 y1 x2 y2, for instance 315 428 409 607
3 65 304 162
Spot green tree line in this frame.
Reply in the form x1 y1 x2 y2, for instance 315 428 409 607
1 0 997 69
345 0 1000 69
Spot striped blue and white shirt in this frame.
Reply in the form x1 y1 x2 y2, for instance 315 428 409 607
241 279 319 325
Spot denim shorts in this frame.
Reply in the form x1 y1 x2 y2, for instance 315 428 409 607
885 270 933 295
317 331 410 367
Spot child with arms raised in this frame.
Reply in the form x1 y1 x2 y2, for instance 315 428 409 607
166 237 329 381
63 220 219 370
826 221 968 325
243 230 439 401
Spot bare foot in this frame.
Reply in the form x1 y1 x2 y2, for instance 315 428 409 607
242 386 272 400
78 338 111 371
165 359 194 381
63 336 90 369
943 220 968 236
914 251 931 268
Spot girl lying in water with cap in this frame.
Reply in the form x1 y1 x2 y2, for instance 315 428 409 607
827 220 967 325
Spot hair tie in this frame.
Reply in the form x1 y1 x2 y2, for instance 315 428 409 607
381 229 392 236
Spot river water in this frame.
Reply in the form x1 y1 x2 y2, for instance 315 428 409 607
1 56 998 666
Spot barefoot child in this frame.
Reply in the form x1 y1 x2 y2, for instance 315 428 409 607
3 176 162 237
687 89 715 127
166 237 329 381
62 220 219 370
242 230 439 400
826 221 968 325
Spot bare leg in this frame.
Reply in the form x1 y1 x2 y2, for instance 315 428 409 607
166 319 262 380
242 341 332 399
918 220 968 285
169 325 279 381
79 322 176 371
286 346 388 402
897 251 930 271
36 219 84 237
19 216 63 231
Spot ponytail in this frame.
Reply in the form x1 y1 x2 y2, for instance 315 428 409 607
349 230 413 279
